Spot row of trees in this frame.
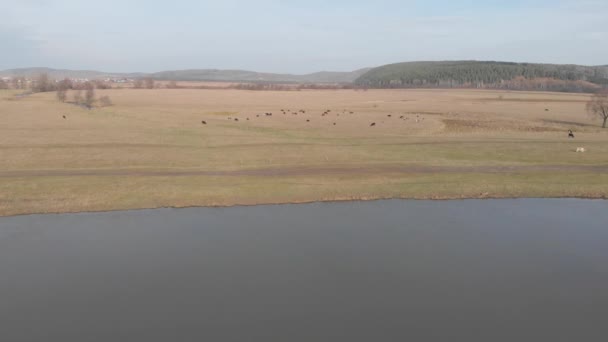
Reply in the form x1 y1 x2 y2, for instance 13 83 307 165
356 61 608 93
50 76 112 108
57 82 112 108
1 77 28 89
133 77 155 89
27 74 111 93
358 76 601 93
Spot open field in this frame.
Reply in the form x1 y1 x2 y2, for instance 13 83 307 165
1 88 607 216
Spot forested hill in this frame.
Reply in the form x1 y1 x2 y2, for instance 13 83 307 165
355 61 608 92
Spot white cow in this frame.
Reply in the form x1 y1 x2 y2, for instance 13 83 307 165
576 147 586 153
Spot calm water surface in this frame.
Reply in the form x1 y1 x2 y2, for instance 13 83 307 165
1 199 607 341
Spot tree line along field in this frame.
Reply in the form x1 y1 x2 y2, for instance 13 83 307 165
355 61 608 92
1 87 607 216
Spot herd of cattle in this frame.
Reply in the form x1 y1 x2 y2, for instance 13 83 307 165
200 108 429 129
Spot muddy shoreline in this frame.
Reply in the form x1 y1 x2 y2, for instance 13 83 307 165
2 195 606 218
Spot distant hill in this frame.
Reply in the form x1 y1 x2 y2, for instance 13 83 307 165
355 61 608 92
0 67 370 84
0 67 131 80
148 68 370 83
5 62 607 92
298 69 372 83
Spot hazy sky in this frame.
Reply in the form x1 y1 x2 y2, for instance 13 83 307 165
1 0 606 73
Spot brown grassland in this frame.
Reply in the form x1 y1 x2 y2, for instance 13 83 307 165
1 87 607 216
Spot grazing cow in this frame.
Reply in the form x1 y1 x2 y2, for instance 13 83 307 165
234 118 239 122
62 115 66 119
576 147 586 153
333 123 336 126
387 115 391 117
568 130 575 138
306 119 310 122
400 116 404 119
370 123 376 127
201 120 207 125
247 118 250 121
256 115 260 117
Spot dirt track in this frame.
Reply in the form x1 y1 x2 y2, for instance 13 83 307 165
2 164 607 178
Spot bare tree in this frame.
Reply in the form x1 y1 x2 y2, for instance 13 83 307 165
144 77 155 89
33 73 53 93
84 82 96 108
93 80 111 89
167 81 178 89
61 78 73 89
133 79 144 89
586 90 608 128
56 78 71 102
0 79 8 89
56 88 67 102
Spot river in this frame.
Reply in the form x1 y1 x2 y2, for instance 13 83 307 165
1 199 607 341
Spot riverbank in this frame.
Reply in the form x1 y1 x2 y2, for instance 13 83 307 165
2 170 608 217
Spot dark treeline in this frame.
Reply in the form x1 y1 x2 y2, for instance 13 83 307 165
355 61 608 93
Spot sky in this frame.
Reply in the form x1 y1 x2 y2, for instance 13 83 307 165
1 0 607 73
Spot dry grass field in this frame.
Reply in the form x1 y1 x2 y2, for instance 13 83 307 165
1 87 607 216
